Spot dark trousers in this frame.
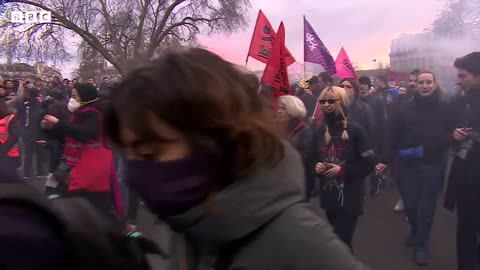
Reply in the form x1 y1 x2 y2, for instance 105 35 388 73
47 141 63 173
23 139 48 177
0 157 21 177
397 161 444 252
126 191 140 224
66 190 124 233
457 201 480 270
326 211 359 250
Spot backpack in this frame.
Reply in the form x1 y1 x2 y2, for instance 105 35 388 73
0 182 167 270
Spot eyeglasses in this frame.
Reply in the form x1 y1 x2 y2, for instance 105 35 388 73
341 84 353 89
319 99 339 105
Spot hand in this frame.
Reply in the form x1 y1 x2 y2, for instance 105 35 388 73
453 128 472 142
315 162 327 174
375 163 387 176
41 115 59 129
324 164 341 178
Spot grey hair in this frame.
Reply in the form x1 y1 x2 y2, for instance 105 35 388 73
278 95 307 120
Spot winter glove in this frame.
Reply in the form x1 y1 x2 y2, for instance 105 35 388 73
398 146 424 160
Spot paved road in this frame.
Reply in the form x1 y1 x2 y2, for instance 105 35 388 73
29 179 457 270
353 186 457 270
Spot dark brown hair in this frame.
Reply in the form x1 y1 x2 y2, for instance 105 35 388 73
319 72 334 85
104 48 284 180
454 52 480 76
340 78 360 99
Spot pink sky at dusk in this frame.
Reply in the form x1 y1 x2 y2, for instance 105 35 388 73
199 0 443 71
56 0 443 77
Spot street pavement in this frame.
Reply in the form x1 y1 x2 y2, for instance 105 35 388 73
28 179 457 270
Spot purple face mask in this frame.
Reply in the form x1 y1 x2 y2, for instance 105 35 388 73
126 155 215 219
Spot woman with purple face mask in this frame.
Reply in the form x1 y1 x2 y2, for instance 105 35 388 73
104 48 369 270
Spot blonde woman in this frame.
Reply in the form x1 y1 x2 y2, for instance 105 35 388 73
312 86 376 250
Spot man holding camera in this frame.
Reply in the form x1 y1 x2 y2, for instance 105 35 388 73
445 52 480 270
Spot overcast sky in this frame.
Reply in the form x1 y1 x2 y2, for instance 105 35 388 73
58 0 443 77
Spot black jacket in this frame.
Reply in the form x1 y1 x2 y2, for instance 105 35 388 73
49 102 101 143
386 89 453 164
349 100 376 145
287 120 313 199
16 98 47 140
444 89 480 215
0 170 70 269
288 120 313 165
298 93 317 121
311 117 375 213
360 94 386 162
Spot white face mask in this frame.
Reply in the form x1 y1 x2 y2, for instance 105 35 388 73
67 98 81 112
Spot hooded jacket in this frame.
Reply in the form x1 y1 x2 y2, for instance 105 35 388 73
164 143 370 270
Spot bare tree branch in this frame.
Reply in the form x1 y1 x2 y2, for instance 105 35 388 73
1 0 251 75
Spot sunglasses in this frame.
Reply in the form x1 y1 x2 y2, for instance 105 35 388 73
341 84 353 89
319 99 339 105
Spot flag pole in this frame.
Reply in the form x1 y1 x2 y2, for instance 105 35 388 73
245 10 261 70
303 15 306 78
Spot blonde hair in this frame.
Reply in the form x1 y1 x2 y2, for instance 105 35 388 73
278 95 307 120
319 86 350 144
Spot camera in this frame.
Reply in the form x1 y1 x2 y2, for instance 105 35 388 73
456 131 480 160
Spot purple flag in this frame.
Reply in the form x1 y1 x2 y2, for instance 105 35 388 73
304 17 337 75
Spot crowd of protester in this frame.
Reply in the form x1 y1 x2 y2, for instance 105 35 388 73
0 49 479 270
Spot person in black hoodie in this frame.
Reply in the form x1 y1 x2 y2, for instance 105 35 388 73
340 78 375 143
387 70 453 266
445 52 480 270
41 89 71 196
16 87 49 180
312 86 376 250
358 76 386 165
373 75 390 102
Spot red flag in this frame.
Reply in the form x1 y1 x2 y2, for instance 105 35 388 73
335 46 357 79
261 22 291 104
247 10 295 66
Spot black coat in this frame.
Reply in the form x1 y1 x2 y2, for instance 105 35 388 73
444 89 480 217
386 90 453 165
288 120 313 166
298 93 317 121
288 120 313 198
360 94 386 162
15 98 47 140
48 102 101 143
349 100 376 146
311 117 376 213
0 170 70 269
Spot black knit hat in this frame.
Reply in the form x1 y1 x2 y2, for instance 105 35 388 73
74 83 98 102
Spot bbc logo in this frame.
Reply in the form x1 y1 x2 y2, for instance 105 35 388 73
11 11 52 23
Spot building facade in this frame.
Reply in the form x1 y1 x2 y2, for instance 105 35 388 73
389 32 479 90
0 62 62 82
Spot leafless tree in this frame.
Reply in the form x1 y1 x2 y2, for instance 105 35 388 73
0 0 251 75
431 0 480 38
